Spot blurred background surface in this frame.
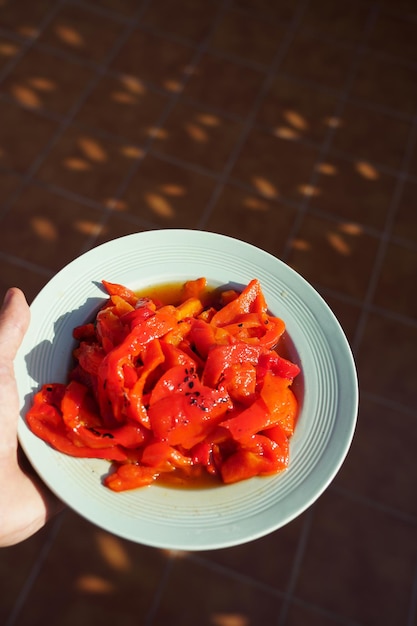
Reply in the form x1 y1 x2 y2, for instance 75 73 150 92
0 0 417 625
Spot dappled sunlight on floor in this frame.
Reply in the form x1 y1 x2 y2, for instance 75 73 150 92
0 0 417 625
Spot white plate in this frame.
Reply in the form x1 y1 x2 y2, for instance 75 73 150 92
16 230 358 551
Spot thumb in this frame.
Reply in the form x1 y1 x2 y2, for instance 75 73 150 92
0 288 30 362
0 288 30 455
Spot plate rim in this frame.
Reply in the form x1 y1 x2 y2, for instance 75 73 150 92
17 229 358 550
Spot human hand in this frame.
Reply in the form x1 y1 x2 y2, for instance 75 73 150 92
0 288 63 547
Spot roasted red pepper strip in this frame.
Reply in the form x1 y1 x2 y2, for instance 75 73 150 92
211 279 261 326
125 338 165 428
97 306 178 423
202 342 265 388
220 375 296 441
149 365 232 448
26 384 129 461
221 434 289 484
102 280 138 307
260 371 298 437
104 463 158 491
141 440 193 471
257 352 301 381
181 277 207 300
26 278 300 491
219 362 257 405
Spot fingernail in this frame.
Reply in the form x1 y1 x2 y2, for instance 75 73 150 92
2 288 14 306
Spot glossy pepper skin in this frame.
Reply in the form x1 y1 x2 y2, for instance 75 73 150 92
26 278 300 491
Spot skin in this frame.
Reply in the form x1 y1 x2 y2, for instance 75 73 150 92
0 288 63 547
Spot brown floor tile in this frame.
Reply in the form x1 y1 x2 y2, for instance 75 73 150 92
93 215 146 248
37 3 125 65
406 136 417 179
152 100 244 174
209 8 286 68
119 154 217 227
294 491 417 625
74 72 170 145
287 213 380 300
0 99 59 173
284 602 356 626
350 52 417 117
320 293 361 345
335 395 417 518
182 52 265 120
205 183 297 257
0 184 105 272
357 311 417 407
110 27 195 93
142 0 221 44
35 125 138 205
393 180 417 245
332 102 411 171
91 0 142 18
0 524 54 624
231 129 320 202
153 555 283 626
0 0 55 40
16 510 169 626
256 75 339 144
372 241 417 318
199 513 305 592
310 154 397 231
369 11 417 64
231 0 298 22
281 32 354 91
299 0 372 44
0 257 49 304
0 46 95 116
0 7 415 626
380 0 417 15
0 34 23 71
0 169 22 206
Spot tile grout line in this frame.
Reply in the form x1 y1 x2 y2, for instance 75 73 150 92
142 557 175 626
186 550 287 599
78 0 233 253
352 111 417 354
329 485 417 526
191 547 360 626
0 250 55 278
4 513 65 626
3 6 417 121
273 12 381 624
280 3 381 264
276 506 315 626
3 96 417 254
2 78 417 197
2 4 416 333
280 597 362 626
1 1 155 616
1 58 416 188
407 558 417 626
195 0 311 230
0 0 67 86
66 0 132 24
0 0 153 223
360 390 417 419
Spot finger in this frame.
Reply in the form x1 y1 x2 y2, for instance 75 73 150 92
0 288 30 362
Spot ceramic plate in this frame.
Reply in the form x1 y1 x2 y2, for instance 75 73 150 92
16 230 358 551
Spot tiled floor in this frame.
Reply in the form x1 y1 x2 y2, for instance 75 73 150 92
1 0 417 624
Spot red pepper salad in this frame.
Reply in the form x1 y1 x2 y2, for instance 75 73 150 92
26 278 300 491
